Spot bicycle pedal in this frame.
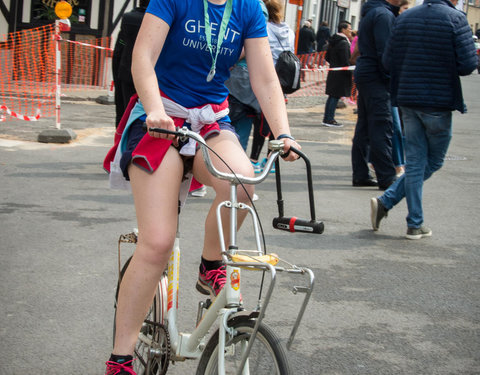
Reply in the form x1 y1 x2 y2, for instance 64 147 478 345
196 299 212 326
204 299 212 309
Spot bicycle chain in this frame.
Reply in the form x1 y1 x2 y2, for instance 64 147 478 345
145 320 171 375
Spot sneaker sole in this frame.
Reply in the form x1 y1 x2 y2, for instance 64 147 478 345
322 122 343 128
370 198 380 231
190 191 207 197
196 281 215 298
405 230 432 240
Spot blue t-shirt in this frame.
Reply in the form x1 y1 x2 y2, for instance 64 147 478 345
147 0 267 108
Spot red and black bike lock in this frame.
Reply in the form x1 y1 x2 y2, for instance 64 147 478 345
272 147 324 234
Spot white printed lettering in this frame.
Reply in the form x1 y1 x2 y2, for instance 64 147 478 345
184 19 240 43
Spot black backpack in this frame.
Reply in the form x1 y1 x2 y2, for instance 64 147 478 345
273 34 301 94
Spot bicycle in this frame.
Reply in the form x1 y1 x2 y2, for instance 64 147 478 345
114 126 321 375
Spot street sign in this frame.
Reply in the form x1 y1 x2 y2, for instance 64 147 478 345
55 1 73 19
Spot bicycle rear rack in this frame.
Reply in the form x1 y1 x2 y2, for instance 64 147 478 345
225 254 314 350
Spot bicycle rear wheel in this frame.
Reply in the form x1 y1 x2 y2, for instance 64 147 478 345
114 256 170 375
196 316 291 375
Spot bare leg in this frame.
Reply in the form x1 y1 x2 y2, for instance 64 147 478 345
113 147 183 355
193 131 255 261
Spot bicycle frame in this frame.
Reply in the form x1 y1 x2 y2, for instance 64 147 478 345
120 127 315 375
158 176 281 374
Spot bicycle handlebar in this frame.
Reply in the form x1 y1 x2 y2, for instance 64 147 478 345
144 124 283 185
145 124 324 234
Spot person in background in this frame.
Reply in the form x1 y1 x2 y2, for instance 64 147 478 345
474 35 480 74
349 30 360 115
322 21 352 128
350 30 358 55
351 0 400 190
399 0 410 12
370 0 477 239
298 19 316 82
389 0 410 177
316 21 331 52
112 0 150 128
225 0 269 152
104 0 301 372
297 19 316 55
249 0 296 174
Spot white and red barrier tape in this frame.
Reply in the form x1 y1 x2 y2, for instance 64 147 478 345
0 105 41 122
302 66 355 72
53 35 113 52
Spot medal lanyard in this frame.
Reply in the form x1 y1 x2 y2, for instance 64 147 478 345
203 0 233 82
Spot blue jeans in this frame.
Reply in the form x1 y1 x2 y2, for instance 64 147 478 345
323 96 339 122
379 107 452 228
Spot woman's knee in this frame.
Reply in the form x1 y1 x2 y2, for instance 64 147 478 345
237 183 255 202
135 232 175 266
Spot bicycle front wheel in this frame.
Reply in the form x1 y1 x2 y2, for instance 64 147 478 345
196 317 291 375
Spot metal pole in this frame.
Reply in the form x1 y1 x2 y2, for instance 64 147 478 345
55 20 61 130
294 0 304 54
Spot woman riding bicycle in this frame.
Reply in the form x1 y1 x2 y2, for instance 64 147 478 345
104 0 300 373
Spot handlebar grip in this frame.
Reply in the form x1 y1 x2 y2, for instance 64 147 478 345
273 216 324 234
142 123 179 137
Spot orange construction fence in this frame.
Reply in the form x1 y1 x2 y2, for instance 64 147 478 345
1 27 354 123
0 24 111 122
60 34 112 90
0 24 55 120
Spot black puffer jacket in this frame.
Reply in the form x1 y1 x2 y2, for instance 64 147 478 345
354 0 398 84
325 34 352 98
383 0 477 112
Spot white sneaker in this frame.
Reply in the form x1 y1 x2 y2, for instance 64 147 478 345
322 120 343 127
189 185 207 197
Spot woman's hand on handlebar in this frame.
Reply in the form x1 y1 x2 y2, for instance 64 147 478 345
146 110 177 144
281 137 301 162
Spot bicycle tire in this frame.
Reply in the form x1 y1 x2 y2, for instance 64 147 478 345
196 316 291 375
114 256 170 374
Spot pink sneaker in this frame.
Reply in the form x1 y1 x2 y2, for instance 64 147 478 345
105 359 136 375
196 263 226 298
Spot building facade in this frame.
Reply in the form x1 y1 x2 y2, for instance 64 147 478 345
466 0 480 34
2 0 477 54
284 0 363 47
0 0 140 39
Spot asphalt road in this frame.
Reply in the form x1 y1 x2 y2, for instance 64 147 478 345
0 75 479 374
